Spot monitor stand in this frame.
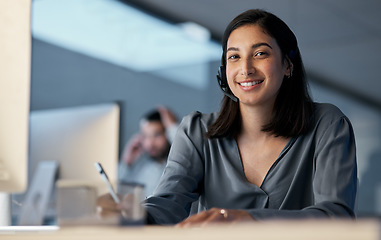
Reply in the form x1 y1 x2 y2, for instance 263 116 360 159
0 193 11 226
18 161 58 226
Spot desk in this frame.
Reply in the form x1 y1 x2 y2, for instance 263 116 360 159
0 220 379 240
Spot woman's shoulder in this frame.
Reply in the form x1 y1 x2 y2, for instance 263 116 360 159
313 102 347 120
182 111 218 124
312 102 352 128
179 111 218 132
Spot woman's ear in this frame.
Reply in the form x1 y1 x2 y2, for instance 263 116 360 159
284 56 293 78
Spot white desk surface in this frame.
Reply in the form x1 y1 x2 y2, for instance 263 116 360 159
0 219 379 240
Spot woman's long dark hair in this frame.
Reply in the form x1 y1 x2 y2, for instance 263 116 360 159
206 9 313 139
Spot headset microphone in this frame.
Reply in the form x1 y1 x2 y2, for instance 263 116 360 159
216 66 238 102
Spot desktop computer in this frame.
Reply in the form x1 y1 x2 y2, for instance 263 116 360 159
0 0 31 226
1 0 120 228
12 103 120 225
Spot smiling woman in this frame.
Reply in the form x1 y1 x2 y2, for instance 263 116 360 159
208 10 312 139
98 9 358 227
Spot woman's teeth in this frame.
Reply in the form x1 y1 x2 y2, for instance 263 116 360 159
239 81 263 87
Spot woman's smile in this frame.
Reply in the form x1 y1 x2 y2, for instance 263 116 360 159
237 80 264 90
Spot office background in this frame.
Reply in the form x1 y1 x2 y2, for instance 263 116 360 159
29 0 381 217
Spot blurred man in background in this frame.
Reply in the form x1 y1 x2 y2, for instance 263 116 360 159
118 106 178 196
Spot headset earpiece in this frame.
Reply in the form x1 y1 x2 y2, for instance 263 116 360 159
217 66 228 89
216 65 238 102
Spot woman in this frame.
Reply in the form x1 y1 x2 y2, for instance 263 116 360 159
100 9 357 226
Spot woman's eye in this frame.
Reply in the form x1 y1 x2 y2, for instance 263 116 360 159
255 51 267 57
228 54 239 60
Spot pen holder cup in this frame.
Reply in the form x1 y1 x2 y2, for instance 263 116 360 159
56 181 97 223
117 182 146 226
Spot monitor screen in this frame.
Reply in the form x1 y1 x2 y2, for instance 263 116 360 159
0 0 31 193
28 103 119 186
0 0 31 226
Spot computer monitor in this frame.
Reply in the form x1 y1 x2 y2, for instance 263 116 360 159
0 0 31 226
13 103 120 224
0 0 31 193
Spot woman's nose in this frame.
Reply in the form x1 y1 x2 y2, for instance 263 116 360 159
241 57 255 76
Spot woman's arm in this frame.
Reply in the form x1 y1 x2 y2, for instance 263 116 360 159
144 112 206 225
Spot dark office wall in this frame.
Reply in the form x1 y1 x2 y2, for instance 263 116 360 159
30 38 223 155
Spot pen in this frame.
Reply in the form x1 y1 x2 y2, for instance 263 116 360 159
94 162 120 204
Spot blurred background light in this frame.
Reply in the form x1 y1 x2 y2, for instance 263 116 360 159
32 0 221 89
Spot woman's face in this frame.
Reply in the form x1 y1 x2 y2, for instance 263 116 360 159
226 24 290 108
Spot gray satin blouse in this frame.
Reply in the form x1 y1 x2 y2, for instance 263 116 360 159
144 103 358 225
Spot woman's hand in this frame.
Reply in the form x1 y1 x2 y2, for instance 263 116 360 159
96 193 121 219
96 193 135 219
176 208 254 228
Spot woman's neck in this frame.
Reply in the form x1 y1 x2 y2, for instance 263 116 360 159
238 103 274 140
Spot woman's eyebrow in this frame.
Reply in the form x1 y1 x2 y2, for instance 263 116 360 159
227 42 272 52
252 42 272 49
227 47 239 52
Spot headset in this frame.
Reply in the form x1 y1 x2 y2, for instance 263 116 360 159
216 65 238 102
